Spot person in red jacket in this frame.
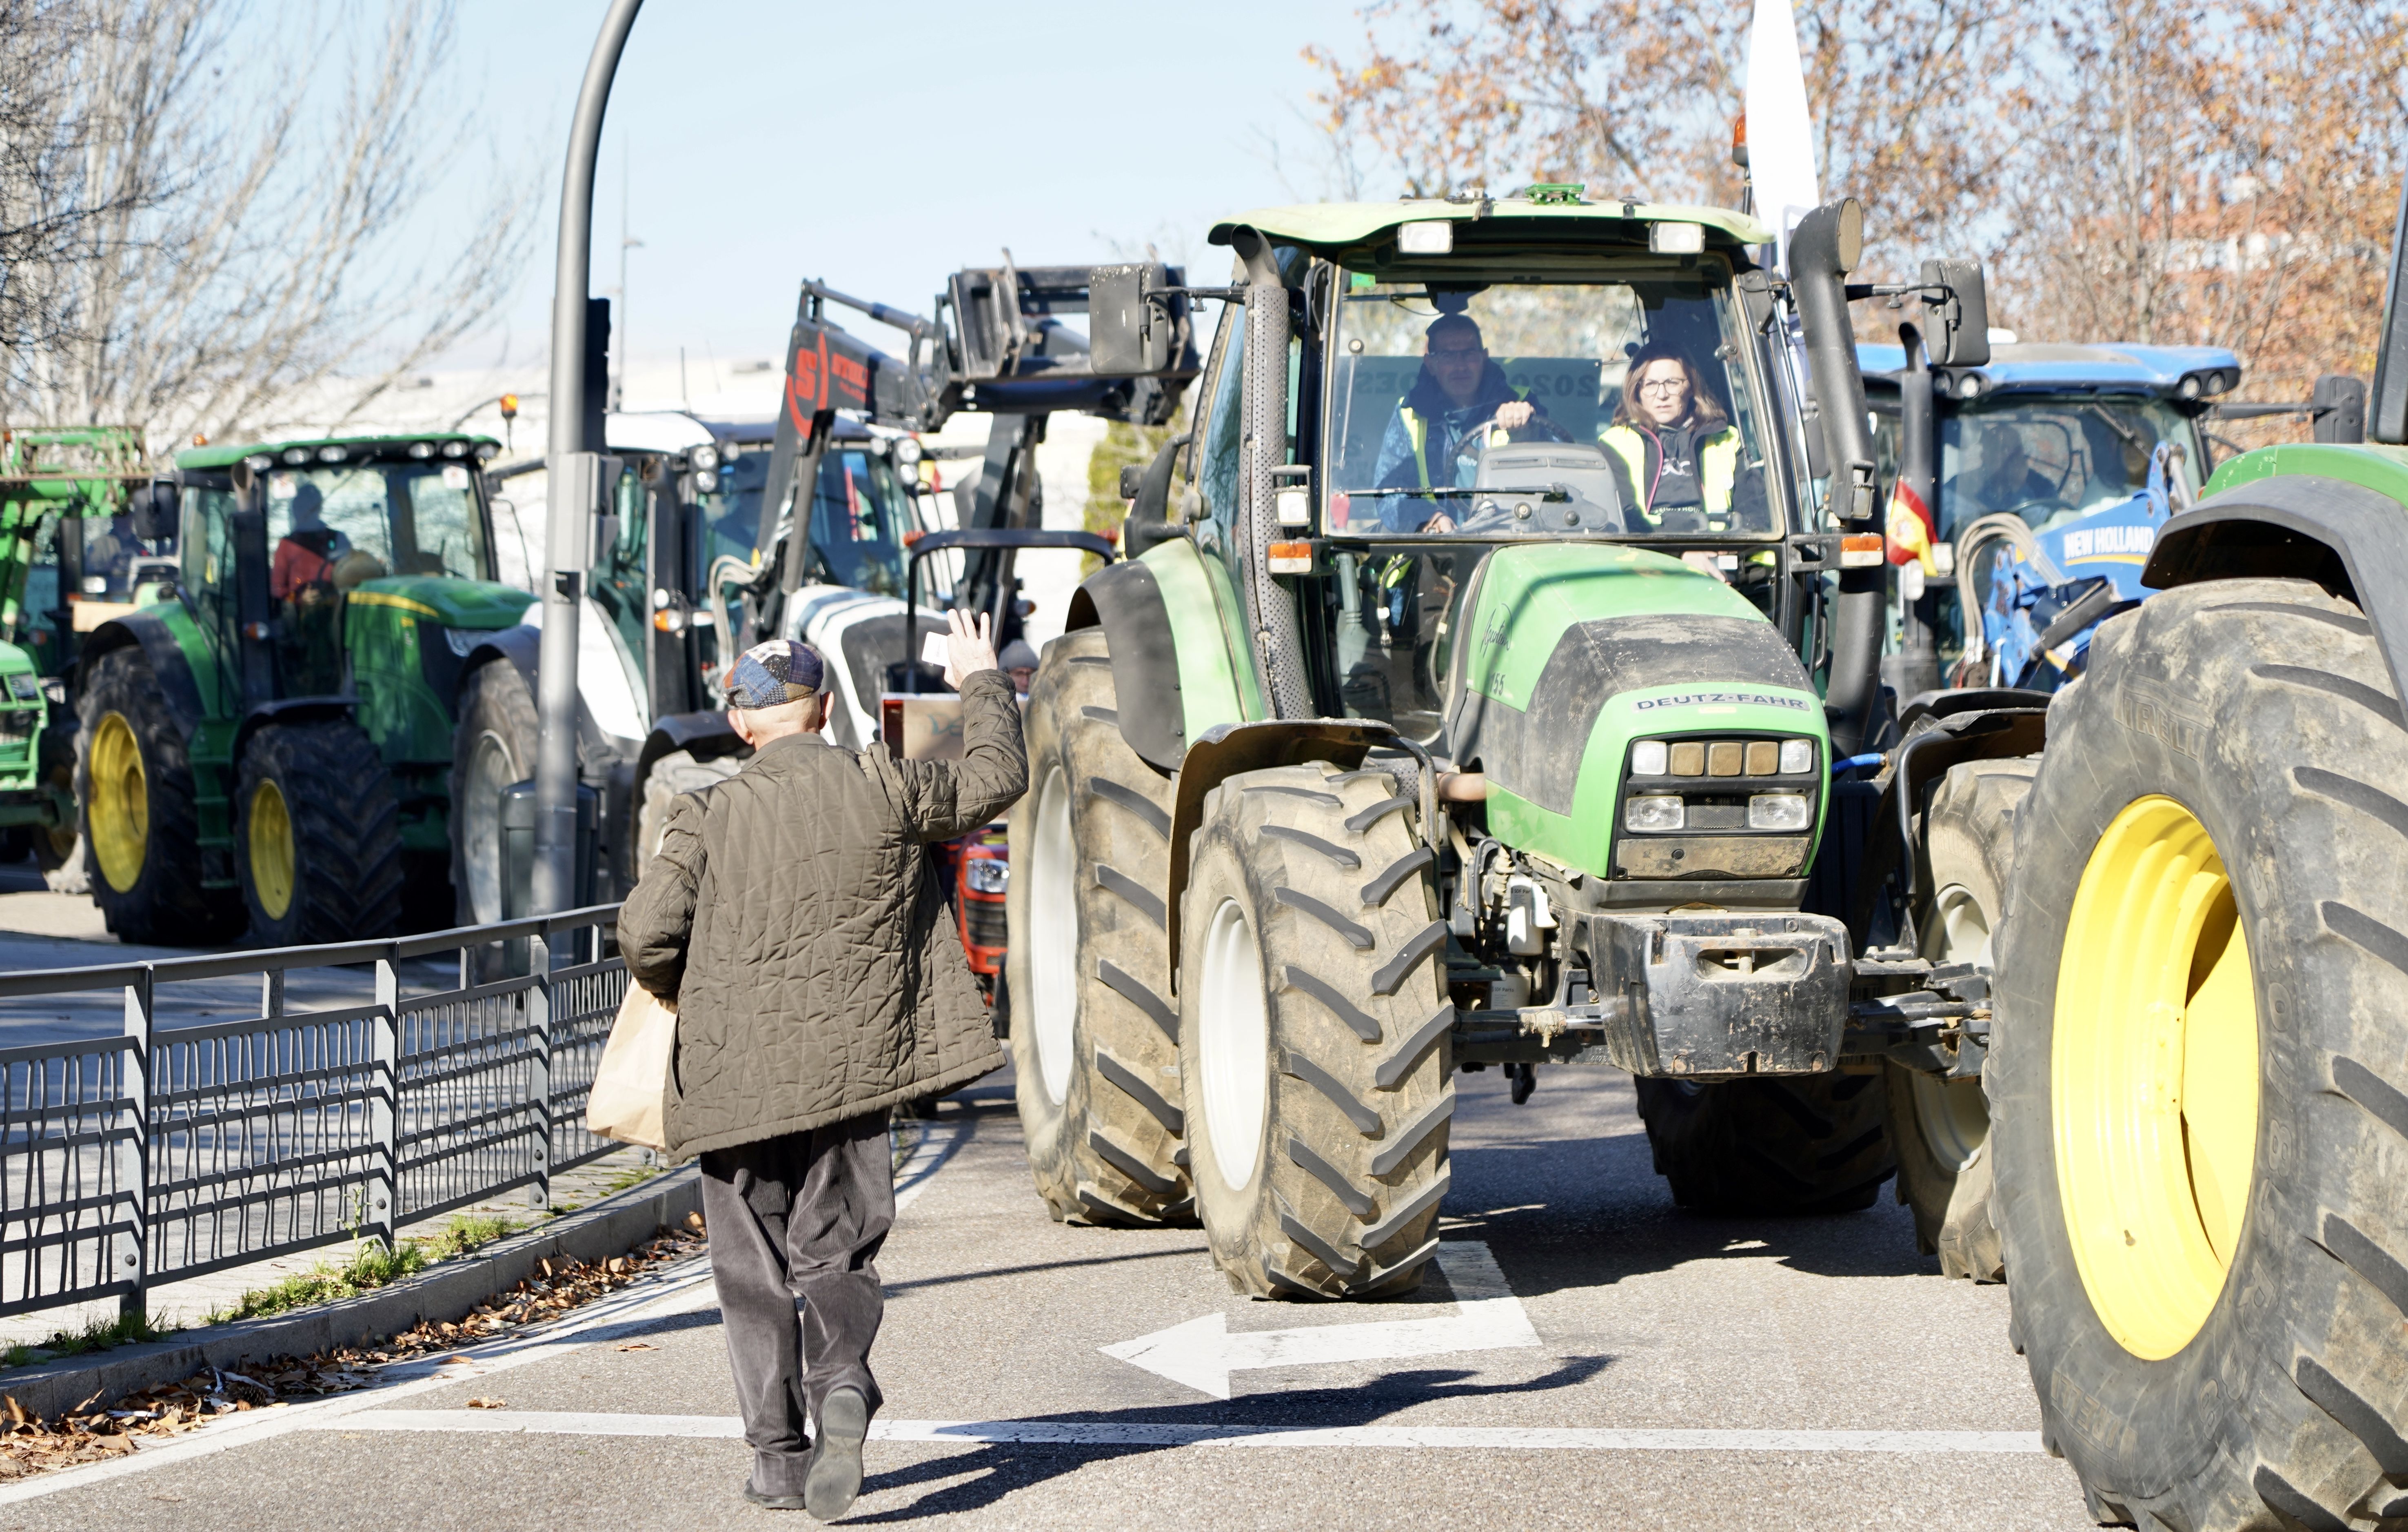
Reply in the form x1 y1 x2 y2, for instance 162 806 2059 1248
270 483 346 600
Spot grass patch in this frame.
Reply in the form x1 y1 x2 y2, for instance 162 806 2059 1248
203 1212 525 1326
0 1310 175 1369
601 1161 664 1196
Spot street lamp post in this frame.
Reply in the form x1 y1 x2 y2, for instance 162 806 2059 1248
535 0 645 917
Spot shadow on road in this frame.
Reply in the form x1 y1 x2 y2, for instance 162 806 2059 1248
848 1357 1615 1523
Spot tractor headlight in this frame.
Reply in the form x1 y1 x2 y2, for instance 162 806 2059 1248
1625 795 1685 832
695 470 719 493
1630 739 1668 776
965 859 1009 894
1748 793 1813 831
1779 738 1815 775
693 445 720 471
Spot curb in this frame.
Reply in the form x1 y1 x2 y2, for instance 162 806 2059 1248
0 1168 703 1423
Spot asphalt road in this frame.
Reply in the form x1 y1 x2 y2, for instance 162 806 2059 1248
0 1062 2096 1530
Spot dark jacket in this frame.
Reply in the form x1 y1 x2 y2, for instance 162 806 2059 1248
620 669 1026 1157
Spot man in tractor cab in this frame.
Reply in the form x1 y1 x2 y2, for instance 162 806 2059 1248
1598 343 1767 531
269 483 348 600
1370 313 1543 531
1942 420 2059 530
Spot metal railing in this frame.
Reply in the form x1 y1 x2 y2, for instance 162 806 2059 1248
0 905 628 1323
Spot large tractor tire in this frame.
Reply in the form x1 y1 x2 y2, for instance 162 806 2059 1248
78 646 240 945
32 725 86 893
1990 579 2408 1532
634 749 744 877
1885 755 2036 1280
1634 1072 1893 1214
449 659 540 926
234 720 405 946
1005 630 1189 1225
1178 761 1454 1299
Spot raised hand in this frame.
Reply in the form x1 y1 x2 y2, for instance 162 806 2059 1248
942 608 999 689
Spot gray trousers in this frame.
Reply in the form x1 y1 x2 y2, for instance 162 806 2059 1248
701 1111 892 1492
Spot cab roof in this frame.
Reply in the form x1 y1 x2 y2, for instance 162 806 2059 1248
1855 341 2242 396
1208 196 1769 267
176 432 501 471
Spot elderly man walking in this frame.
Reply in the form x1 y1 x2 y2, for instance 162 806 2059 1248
620 612 1023 1519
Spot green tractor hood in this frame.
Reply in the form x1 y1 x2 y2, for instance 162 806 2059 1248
344 575 534 630
1444 544 1829 879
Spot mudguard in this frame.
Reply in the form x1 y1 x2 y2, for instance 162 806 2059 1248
635 709 746 789
2146 470 2408 704
462 624 542 704
1062 535 1255 771
79 612 208 742
1063 557 1187 769
231 696 357 764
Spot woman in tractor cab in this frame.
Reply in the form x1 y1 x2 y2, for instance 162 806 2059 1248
1598 343 1767 531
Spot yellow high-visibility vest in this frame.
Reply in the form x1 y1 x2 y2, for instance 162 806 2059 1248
1599 424 1741 524
1396 385 1534 489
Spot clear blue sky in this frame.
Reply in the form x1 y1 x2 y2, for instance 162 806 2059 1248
443 0 1371 371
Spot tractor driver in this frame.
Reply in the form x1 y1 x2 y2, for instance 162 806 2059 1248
1371 314 1544 531
1944 422 2060 532
270 483 350 601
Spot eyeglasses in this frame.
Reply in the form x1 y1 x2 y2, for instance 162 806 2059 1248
1635 377 1688 395
1428 346 1484 360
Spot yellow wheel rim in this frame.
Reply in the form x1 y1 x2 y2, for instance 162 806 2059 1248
2053 795 2258 1359
88 713 149 893
248 779 295 921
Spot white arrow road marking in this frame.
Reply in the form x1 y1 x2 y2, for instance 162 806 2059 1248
1098 1241 1539 1400
320 1411 2046 1454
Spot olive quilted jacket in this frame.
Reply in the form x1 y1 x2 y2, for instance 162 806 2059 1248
620 669 1024 1157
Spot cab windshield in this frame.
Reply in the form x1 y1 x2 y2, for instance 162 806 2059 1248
264 459 491 587
1924 395 2203 538
1328 269 1780 539
806 447 919 596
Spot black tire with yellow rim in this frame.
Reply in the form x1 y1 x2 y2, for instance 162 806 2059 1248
1886 755 2037 1281
76 647 239 945
235 719 404 946
1991 578 2408 1531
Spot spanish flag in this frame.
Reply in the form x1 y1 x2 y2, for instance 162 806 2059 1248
1887 478 1937 575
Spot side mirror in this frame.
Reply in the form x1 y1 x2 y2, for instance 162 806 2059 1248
2311 374 2367 443
1088 263 1183 375
129 480 179 542
1919 260 1991 368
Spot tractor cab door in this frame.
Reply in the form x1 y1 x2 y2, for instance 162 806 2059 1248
178 473 247 713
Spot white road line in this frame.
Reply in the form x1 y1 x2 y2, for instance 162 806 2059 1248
0 1259 723 1508
0 1117 992 1510
893 1118 972 1214
315 1410 2046 1454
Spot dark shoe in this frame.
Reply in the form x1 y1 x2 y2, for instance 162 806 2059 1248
743 1483 809 1510
803 1387 870 1521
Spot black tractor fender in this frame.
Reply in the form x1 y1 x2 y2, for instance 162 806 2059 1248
77 611 208 744
1161 718 1405 972
2144 472 2408 705
634 710 749 793
1063 559 1187 771
230 696 357 766
459 624 543 707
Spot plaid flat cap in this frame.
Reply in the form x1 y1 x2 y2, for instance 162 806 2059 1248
726 638 826 709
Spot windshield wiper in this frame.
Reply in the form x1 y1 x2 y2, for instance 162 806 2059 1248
1343 484 1573 502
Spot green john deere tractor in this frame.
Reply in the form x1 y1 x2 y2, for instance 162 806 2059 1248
1001 194 1997 1291
73 433 537 945
0 426 170 882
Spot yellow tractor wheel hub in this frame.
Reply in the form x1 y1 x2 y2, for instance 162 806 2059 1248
2054 795 2258 1359
248 779 296 921
88 713 149 893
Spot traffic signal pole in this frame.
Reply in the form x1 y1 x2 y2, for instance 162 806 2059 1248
535 0 644 917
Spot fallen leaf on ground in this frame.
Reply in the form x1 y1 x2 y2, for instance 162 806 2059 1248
614 1342 658 1352
465 1398 506 1410
0 1221 706 1483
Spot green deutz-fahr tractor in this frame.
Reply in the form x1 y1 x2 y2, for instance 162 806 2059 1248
74 433 535 945
1003 194 1978 1287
